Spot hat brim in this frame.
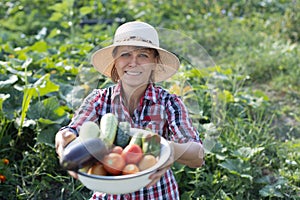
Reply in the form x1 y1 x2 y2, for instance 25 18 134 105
91 41 180 83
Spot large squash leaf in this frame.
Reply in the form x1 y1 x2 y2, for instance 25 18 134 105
32 74 59 98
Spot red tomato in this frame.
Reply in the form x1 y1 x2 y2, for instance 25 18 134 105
121 144 143 164
102 153 125 175
111 146 123 154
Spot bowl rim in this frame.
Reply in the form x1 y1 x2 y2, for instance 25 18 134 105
78 128 171 180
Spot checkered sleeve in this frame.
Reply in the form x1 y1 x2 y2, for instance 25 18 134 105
67 89 104 134
166 94 201 143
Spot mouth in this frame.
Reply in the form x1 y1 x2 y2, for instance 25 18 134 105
125 71 142 76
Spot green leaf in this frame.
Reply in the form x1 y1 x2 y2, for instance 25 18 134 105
16 118 36 128
18 87 35 134
218 90 234 103
0 94 10 111
219 159 241 172
180 191 194 199
59 45 68 53
27 96 67 122
49 12 64 22
64 0 75 9
218 159 252 181
0 75 18 88
31 97 68 146
38 118 57 125
32 74 59 97
38 116 65 126
5 63 32 77
281 139 300 151
220 189 232 200
48 0 74 15
253 90 269 101
48 28 61 38
232 147 265 160
37 125 59 147
49 3 67 12
30 40 48 53
80 6 93 16
1 87 23 120
60 21 70 29
21 58 33 69
259 185 284 198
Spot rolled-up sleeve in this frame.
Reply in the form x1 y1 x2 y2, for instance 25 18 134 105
166 95 201 144
67 89 102 134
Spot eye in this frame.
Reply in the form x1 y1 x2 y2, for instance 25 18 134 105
138 53 149 58
120 52 131 57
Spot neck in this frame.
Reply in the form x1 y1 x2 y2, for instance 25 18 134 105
121 82 149 115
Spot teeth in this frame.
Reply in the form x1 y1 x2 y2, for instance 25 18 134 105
126 71 141 76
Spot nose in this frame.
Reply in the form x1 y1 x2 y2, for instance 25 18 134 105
128 54 138 67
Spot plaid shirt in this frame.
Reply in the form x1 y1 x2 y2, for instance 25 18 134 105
64 82 201 200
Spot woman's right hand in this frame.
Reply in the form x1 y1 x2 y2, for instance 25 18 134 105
55 129 78 179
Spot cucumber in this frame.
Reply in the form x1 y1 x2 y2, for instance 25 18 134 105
60 137 108 171
129 132 143 147
79 121 100 141
99 113 118 147
115 121 131 148
142 133 161 157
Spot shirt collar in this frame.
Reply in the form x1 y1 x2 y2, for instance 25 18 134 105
111 82 122 102
144 83 158 103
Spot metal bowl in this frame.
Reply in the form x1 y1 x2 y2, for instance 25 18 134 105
77 128 171 194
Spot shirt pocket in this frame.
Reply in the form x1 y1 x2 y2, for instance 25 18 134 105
142 105 168 135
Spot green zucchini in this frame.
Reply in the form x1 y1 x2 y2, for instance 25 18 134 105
129 132 143 147
115 121 131 148
142 133 161 157
60 137 108 171
99 113 118 147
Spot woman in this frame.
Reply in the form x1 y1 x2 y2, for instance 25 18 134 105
55 21 204 199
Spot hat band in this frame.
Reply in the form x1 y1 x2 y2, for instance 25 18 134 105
114 36 156 46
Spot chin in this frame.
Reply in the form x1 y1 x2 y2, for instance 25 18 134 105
123 79 149 87
121 72 151 84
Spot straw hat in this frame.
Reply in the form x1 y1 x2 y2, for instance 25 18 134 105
91 21 180 82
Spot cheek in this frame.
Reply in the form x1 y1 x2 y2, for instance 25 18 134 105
114 61 125 72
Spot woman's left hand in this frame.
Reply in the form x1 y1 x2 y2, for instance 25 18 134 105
146 140 205 187
146 142 175 188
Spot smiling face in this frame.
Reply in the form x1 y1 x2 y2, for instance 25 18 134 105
113 46 158 88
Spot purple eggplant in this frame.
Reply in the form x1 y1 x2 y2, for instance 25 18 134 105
60 138 108 171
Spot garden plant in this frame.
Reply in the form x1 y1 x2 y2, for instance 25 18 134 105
0 0 299 199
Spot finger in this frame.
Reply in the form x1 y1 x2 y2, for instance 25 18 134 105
55 131 76 156
146 171 165 188
56 145 63 158
147 168 168 188
62 131 77 146
146 142 174 188
146 178 159 188
68 170 78 179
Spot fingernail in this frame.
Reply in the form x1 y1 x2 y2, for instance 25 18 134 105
63 131 74 138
